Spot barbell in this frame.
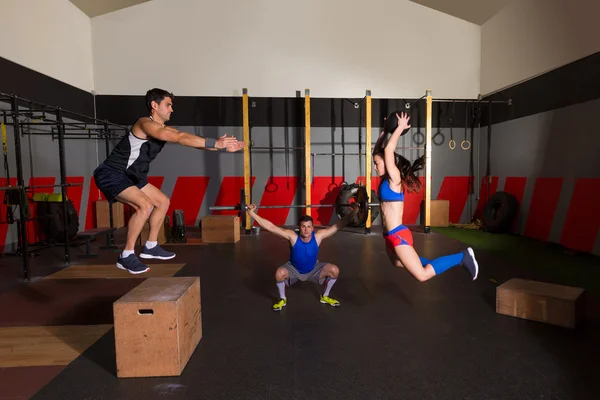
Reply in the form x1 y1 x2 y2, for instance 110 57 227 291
208 185 390 228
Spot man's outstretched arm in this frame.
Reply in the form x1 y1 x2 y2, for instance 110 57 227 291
140 120 244 152
315 206 359 241
247 204 296 241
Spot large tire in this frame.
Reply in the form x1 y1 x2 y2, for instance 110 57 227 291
482 191 518 233
335 183 379 227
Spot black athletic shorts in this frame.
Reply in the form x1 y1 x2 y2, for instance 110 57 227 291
93 163 147 203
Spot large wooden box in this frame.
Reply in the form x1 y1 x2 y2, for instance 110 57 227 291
95 200 125 228
201 215 240 243
496 278 585 329
113 277 202 377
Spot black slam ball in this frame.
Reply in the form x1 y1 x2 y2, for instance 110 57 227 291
384 111 410 136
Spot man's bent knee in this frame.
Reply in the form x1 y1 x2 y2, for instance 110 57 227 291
326 264 339 278
275 267 289 281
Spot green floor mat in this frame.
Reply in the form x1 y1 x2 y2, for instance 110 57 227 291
433 227 600 292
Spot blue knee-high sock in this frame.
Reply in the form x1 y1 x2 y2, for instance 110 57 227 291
419 256 431 267
428 253 464 275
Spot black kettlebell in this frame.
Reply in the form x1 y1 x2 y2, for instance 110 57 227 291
384 111 411 136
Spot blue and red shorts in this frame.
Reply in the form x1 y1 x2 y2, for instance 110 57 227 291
383 225 413 249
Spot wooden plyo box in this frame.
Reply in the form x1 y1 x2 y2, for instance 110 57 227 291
95 200 125 228
431 200 449 227
496 278 585 329
139 218 168 245
201 215 240 243
113 277 202 378
420 200 450 227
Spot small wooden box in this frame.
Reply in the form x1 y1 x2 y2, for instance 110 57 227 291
113 277 202 378
496 278 585 329
95 200 125 228
420 199 450 227
201 215 240 243
431 200 449 227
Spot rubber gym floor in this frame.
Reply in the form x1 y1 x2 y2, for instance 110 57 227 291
0 225 598 400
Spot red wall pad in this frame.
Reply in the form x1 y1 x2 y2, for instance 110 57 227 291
403 177 425 225
168 177 211 226
256 177 299 226
436 176 471 223
503 177 528 232
524 178 563 241
212 176 255 216
310 177 346 226
560 178 600 253
503 177 527 208
474 176 499 219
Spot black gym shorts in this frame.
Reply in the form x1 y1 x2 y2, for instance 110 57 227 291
93 163 147 204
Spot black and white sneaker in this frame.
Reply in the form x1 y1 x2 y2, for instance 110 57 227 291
461 247 479 280
140 245 176 260
116 254 150 274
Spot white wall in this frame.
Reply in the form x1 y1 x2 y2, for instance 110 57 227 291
481 0 600 96
91 0 481 99
0 0 94 92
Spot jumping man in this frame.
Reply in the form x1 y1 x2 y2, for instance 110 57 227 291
93 88 245 274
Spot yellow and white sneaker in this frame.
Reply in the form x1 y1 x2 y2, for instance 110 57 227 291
272 298 287 311
320 295 340 307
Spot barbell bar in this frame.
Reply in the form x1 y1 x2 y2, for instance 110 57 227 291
209 187 389 230
0 183 84 191
209 203 379 211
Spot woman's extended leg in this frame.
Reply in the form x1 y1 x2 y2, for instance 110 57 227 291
393 245 478 282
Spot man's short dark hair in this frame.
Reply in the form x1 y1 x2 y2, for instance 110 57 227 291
146 88 174 112
298 215 313 225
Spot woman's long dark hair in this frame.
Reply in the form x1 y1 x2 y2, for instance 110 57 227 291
373 132 425 193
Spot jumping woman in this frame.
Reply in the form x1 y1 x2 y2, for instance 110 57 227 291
372 112 479 282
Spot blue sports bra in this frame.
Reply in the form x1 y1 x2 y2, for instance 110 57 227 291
378 179 404 202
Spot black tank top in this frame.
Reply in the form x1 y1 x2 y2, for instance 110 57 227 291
103 117 167 184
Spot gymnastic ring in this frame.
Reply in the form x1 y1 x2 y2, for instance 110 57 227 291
265 181 279 193
449 139 456 150
328 182 338 192
412 130 425 146
461 140 471 150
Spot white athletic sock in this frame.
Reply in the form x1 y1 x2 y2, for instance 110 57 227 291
122 250 135 258
323 278 337 297
145 241 158 249
276 281 286 299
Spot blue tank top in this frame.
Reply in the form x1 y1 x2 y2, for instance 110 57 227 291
289 232 319 274
378 179 405 202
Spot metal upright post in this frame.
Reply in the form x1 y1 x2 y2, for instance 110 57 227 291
102 121 117 249
10 94 30 281
304 89 311 216
56 107 70 264
242 89 251 234
424 91 433 234
365 89 372 234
